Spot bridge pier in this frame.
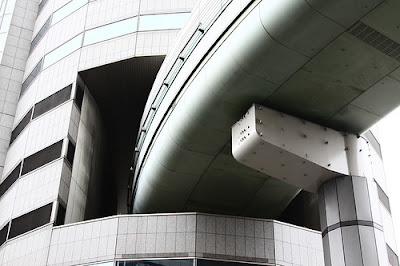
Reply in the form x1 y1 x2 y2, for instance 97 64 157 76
232 104 393 266
318 176 388 266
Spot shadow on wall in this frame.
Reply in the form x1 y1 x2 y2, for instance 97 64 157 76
279 190 321 231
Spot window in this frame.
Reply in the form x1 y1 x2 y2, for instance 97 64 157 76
138 13 190 31
30 16 51 53
52 0 87 25
21 59 43 96
83 17 138 46
43 33 83 69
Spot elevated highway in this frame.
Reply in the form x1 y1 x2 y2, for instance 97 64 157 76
130 0 400 220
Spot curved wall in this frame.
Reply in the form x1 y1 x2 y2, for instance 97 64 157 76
0 0 197 256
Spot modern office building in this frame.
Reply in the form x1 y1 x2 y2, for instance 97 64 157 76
0 0 399 265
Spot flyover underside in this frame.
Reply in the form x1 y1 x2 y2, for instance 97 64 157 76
133 0 400 220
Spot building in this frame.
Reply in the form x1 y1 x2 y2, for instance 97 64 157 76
0 0 398 265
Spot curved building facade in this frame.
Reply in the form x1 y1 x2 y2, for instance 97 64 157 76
0 0 398 265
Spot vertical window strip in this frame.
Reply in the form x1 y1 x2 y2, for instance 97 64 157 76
83 17 138 46
0 222 9 246
0 162 21 198
20 58 43 97
51 0 88 25
10 108 32 144
29 16 51 53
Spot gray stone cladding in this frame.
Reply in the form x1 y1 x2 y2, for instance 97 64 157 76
42 213 322 266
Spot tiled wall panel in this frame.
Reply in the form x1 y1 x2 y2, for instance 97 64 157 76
44 6 86 55
381 203 397 252
135 30 179 56
32 0 53 37
0 0 39 180
2 126 27 178
24 101 72 157
85 0 140 30
0 184 16 228
139 0 196 15
35 51 79 102
48 217 118 265
23 33 46 77
52 0 77 15
0 224 52 266
78 32 137 71
12 159 63 218
13 76 37 127
46 213 323 266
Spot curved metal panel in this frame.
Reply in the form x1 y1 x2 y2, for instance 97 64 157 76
259 0 345 57
306 0 383 27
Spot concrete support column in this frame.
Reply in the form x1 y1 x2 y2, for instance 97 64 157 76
318 176 388 266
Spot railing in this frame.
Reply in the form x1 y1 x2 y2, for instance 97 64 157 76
127 0 234 213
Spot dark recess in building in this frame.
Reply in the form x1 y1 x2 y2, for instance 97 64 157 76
79 55 165 218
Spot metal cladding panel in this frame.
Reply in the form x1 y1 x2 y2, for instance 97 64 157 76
232 104 349 192
306 0 383 28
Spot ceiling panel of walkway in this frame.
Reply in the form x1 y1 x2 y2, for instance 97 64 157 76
262 0 400 133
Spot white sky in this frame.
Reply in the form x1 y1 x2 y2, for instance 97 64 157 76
377 107 400 252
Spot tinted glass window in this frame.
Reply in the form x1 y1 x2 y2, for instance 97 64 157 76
197 260 264 266
376 182 391 213
10 108 32 144
83 17 137 46
75 83 84 110
21 59 43 96
117 259 193 266
139 13 190 31
0 162 21 198
66 140 76 167
33 84 72 119
21 140 63 175
52 0 87 25
0 222 9 246
30 16 50 53
55 203 66 226
43 34 83 69
387 244 399 266
8 203 52 239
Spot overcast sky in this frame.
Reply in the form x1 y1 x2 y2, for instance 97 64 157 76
377 107 400 251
